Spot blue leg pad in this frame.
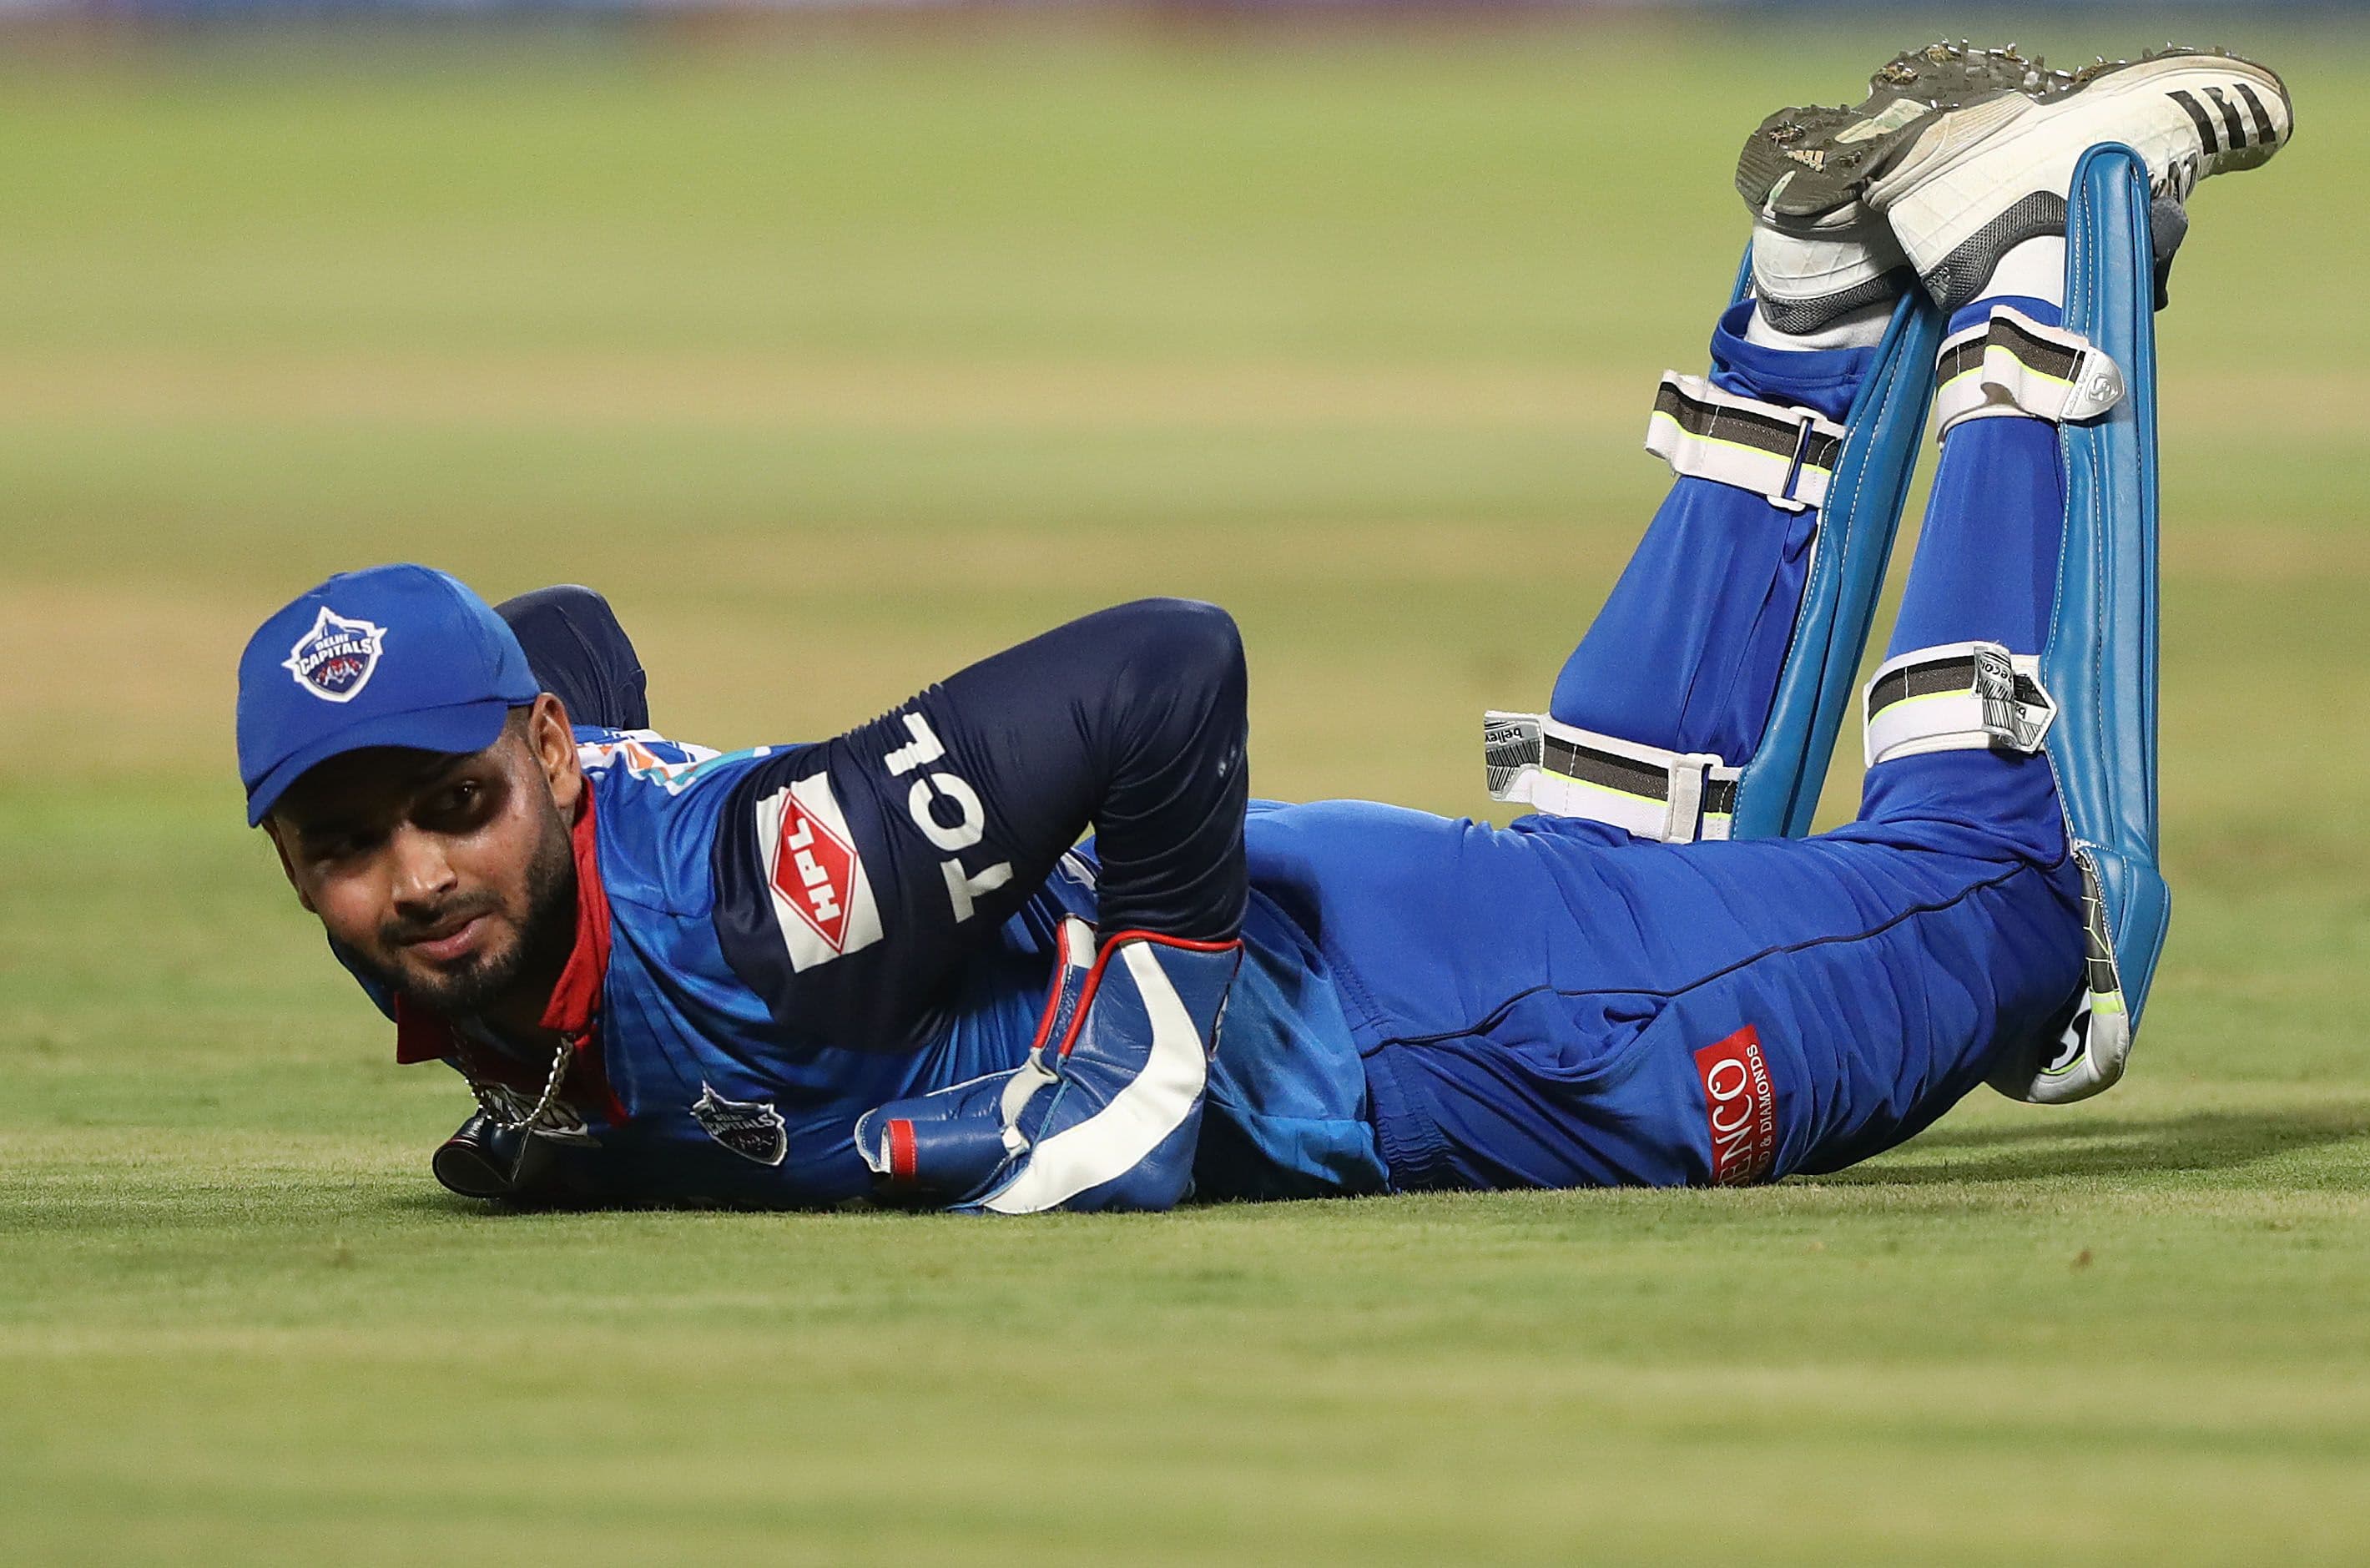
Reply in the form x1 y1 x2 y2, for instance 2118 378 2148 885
1732 275 1948 839
2011 144 2171 1103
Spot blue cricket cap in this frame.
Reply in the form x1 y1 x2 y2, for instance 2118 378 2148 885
237 564 542 827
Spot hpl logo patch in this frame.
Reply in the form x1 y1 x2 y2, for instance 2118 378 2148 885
690 1081 788 1167
282 606 388 703
773 794 855 950
1695 1025 1778 1186
754 774 884 971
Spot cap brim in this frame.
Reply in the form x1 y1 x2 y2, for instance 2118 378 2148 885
245 698 517 826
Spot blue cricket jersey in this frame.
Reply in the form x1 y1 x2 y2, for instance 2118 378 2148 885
390 602 1391 1207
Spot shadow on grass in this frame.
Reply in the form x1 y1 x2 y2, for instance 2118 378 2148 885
370 1107 2370 1214
1828 1104 2370 1186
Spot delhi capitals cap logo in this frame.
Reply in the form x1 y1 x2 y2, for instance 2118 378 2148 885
282 606 388 703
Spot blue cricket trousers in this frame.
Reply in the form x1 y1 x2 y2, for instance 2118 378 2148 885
1248 299 2088 1189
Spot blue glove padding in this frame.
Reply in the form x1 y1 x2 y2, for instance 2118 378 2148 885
856 925 1240 1214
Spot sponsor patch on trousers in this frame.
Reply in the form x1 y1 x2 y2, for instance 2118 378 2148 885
754 773 884 971
1694 1024 1778 1186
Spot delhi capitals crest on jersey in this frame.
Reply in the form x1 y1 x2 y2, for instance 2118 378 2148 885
689 1082 789 1166
282 607 388 703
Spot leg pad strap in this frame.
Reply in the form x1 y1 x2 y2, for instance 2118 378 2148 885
1934 305 2125 438
1646 372 1847 512
1863 641 2058 767
1485 712 1737 843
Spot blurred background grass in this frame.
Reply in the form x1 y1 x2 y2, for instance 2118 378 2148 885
3 9 2369 1562
9 14 2362 816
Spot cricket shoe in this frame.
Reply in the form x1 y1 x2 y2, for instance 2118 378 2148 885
1745 211 1911 338
1740 43 2067 334
1744 43 2292 311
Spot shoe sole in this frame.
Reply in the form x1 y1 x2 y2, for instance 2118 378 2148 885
1738 45 2287 225
1737 42 2065 222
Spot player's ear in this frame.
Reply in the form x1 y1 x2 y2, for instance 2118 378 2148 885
523 692 583 814
260 819 319 915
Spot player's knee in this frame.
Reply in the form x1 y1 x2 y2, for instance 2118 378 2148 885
1854 749 2067 869
495 583 650 731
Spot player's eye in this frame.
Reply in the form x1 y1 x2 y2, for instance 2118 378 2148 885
426 778 492 824
309 829 376 863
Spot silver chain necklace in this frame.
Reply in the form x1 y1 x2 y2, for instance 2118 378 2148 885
464 1035 575 1133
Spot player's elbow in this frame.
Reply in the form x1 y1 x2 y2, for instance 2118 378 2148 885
1115 597 1244 690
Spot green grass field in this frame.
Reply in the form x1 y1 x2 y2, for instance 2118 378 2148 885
5 17 2370 1561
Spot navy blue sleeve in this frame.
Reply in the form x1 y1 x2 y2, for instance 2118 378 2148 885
710 598 1249 1053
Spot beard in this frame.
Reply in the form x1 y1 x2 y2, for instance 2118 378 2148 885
350 798 579 1021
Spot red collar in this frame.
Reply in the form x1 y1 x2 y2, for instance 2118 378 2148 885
392 784 615 1112
539 781 611 1040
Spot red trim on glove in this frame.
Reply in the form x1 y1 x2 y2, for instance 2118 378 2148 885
1053 930 1242 1058
886 1118 918 1184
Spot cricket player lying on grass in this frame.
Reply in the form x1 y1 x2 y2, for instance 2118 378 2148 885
236 44 2290 1211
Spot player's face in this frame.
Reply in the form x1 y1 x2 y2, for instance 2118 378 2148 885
267 701 583 1021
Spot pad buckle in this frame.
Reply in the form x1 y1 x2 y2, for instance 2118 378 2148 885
1773 412 1824 513
1659 750 1728 840
1863 642 2059 767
